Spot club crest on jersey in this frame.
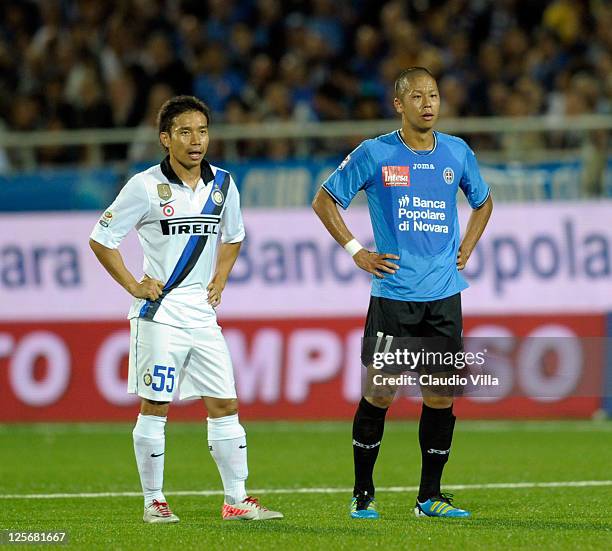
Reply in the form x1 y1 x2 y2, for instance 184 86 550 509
382 165 410 187
157 183 172 200
212 189 224 205
338 154 351 170
443 167 454 184
143 371 152 386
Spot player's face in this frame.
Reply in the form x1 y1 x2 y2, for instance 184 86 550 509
161 110 209 169
394 75 440 131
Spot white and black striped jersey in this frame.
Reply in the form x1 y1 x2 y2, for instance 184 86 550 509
90 156 245 328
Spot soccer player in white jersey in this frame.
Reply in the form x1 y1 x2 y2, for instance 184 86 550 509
89 96 282 523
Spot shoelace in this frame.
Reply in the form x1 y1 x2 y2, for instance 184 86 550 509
355 494 374 510
152 500 172 516
243 496 268 510
437 492 455 507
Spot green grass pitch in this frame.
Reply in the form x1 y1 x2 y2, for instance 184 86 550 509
1 420 611 550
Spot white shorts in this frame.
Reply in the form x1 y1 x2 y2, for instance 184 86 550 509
127 318 237 402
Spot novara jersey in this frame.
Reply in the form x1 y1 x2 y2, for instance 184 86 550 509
90 156 245 328
322 130 490 302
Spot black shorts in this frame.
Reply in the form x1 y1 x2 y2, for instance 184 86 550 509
361 293 463 375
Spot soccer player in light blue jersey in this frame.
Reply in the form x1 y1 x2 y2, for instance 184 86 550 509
313 67 493 519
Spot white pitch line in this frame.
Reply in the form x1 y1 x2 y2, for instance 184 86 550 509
1 480 610 500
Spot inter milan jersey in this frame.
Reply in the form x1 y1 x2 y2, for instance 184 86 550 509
322 130 490 302
90 156 245 328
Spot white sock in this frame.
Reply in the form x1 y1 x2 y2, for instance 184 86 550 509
207 414 248 504
133 413 167 507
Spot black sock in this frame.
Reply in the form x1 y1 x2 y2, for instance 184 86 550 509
417 404 456 502
352 397 388 497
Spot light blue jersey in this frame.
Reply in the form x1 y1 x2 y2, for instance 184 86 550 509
322 130 490 302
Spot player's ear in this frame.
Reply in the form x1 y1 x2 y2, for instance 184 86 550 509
160 132 170 149
393 97 403 114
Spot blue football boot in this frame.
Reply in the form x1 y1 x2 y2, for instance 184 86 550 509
350 492 380 519
414 493 471 518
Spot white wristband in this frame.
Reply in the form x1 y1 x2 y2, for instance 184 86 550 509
344 239 363 256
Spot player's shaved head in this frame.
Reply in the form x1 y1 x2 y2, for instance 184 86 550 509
394 67 436 98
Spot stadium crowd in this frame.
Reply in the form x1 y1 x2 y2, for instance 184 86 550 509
0 0 610 164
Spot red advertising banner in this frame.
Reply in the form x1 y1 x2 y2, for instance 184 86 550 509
1 314 604 421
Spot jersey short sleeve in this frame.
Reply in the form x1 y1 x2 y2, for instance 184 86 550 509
321 142 377 209
460 145 490 209
220 176 245 244
89 175 151 249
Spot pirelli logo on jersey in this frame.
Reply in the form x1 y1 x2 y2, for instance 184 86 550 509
159 215 221 236
382 165 410 187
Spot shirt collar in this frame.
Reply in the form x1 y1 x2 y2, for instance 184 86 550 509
160 155 215 186
397 130 438 156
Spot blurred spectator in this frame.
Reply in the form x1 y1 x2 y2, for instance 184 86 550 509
353 96 383 120
128 83 174 163
307 0 345 56
439 76 468 118
279 53 316 120
259 82 296 122
500 27 530 82
241 53 275 114
42 76 77 129
6 94 43 169
469 42 504 116
142 32 192 95
543 0 585 47
10 95 42 132
74 66 113 129
229 23 256 73
193 42 244 117
350 25 385 101
500 87 546 157
252 0 285 60
527 29 568 92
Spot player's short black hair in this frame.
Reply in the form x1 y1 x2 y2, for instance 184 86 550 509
157 95 211 150
394 67 436 98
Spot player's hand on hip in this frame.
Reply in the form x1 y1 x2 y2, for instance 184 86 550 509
456 245 471 270
353 250 399 278
129 275 164 300
206 281 224 308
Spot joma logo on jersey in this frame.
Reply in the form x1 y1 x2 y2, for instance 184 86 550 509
382 165 410 186
160 216 220 236
413 163 435 170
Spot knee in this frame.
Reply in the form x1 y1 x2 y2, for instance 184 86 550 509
423 396 453 409
207 398 239 418
365 395 394 409
140 399 170 417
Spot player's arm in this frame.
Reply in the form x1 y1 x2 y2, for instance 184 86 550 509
89 175 163 299
312 188 399 278
209 176 245 307
457 143 494 270
207 241 241 307
89 239 164 300
457 194 493 270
